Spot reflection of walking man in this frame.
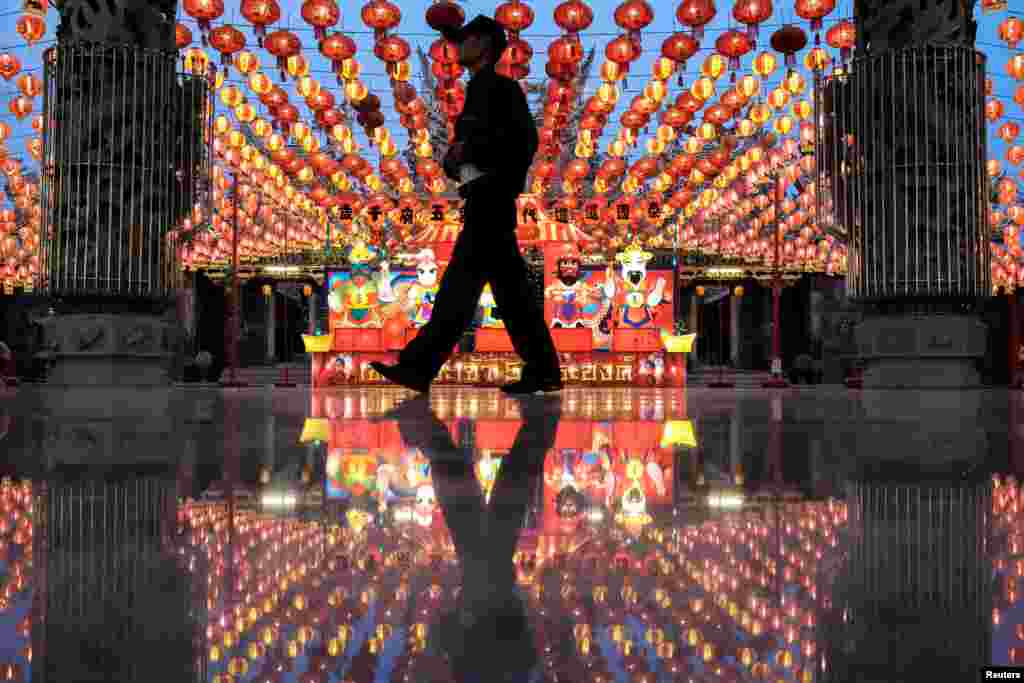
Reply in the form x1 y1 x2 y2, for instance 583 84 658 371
385 395 560 682
372 15 562 395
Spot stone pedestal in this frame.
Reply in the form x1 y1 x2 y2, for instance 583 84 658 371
36 313 176 386
854 315 987 388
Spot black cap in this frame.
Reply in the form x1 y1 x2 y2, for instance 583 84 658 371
439 14 508 58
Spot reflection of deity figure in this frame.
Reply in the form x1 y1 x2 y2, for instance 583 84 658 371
476 284 503 328
602 240 668 329
546 450 586 521
316 353 355 386
413 484 437 527
544 244 607 329
329 242 391 328
386 248 439 327
637 353 665 385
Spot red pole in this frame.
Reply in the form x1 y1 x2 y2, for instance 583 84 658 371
764 176 788 388
228 177 241 385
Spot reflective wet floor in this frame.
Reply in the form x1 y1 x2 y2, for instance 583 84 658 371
0 384 1020 682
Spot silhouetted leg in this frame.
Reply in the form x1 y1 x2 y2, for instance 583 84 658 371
486 406 560 563
484 226 561 380
398 224 488 380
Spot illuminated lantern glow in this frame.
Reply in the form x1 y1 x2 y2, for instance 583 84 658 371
662 32 699 69
264 29 301 77
175 23 193 50
301 0 340 40
234 51 260 75
15 74 41 98
241 0 280 44
555 0 594 34
752 51 777 77
716 30 754 70
614 0 655 33
676 0 716 40
374 35 411 63
605 35 639 65
8 96 32 121
804 46 831 72
320 33 357 71
16 13 46 45
0 54 20 81
826 19 855 60
183 0 225 35
999 122 1021 144
361 0 402 36
1000 17 1024 49
733 0 772 43
495 0 534 38
795 0 836 32
987 99 1005 123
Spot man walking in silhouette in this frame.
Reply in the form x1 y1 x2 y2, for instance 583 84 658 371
371 15 562 395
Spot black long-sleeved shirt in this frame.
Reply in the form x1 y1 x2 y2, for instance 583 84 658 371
447 64 538 198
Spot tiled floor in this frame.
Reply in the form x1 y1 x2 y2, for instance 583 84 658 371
0 384 1020 682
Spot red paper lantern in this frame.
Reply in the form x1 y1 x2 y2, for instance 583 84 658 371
183 0 224 34
495 0 534 38
264 29 301 75
8 96 32 121
0 54 20 82
715 30 753 69
825 19 855 60
546 61 578 82
676 0 716 40
732 0 772 43
661 108 692 129
1000 17 1024 49
306 88 335 112
502 38 533 65
301 0 340 41
606 34 640 65
241 0 281 43
175 23 192 50
662 32 699 67
550 36 585 65
770 25 807 67
614 0 654 33
794 0 835 32
208 25 246 67
374 35 410 63
1009 55 1024 81
320 32 356 69
554 0 593 34
361 0 401 36
704 104 733 127
425 1 464 32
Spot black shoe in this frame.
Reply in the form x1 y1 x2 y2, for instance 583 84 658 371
370 362 431 393
499 375 563 395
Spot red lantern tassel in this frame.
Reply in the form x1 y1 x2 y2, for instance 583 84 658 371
315 27 325 41
729 56 739 70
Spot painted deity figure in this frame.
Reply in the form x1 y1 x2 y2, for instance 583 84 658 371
329 242 390 328
544 244 607 328
602 240 668 329
386 248 440 327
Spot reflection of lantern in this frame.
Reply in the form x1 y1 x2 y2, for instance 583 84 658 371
303 284 313 298
262 284 273 297
734 285 744 296
696 285 705 296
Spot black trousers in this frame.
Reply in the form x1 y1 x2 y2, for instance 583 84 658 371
398 182 560 381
